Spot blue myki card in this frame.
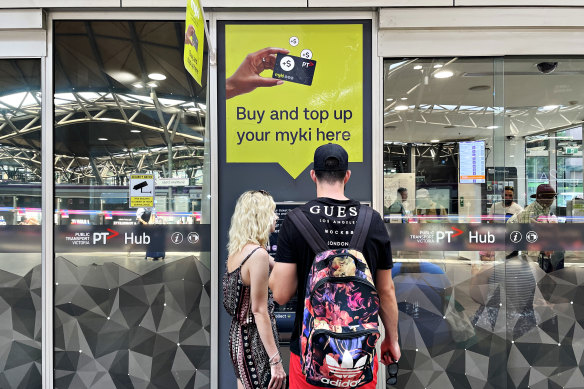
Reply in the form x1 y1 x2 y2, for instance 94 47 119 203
272 53 317 86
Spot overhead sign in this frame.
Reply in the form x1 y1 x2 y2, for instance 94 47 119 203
129 174 154 208
184 0 205 86
223 23 365 179
155 177 189 187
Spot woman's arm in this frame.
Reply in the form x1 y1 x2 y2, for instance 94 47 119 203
246 250 286 388
246 250 279 358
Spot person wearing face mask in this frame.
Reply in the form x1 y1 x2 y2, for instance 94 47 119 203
488 186 523 223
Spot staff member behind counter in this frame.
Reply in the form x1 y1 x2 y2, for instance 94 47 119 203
488 186 523 223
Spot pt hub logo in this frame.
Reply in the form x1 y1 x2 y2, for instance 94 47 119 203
93 229 119 244
92 229 150 245
436 227 464 243
469 230 495 243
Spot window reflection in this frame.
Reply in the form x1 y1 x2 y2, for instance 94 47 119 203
384 56 584 389
54 21 209 226
53 21 211 389
383 58 495 226
0 59 42 387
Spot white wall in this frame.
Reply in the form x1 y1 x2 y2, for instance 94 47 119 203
4 0 584 8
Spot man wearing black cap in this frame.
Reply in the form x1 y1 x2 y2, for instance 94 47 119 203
269 143 400 388
508 183 563 272
508 183 557 223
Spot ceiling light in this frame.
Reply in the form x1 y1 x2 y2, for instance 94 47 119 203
132 82 144 89
431 139 440 143
98 137 108 141
433 70 454 79
386 98 393 102
130 129 141 133
433 64 443 69
541 105 560 111
486 126 498 129
148 73 166 81
413 65 423 70
509 155 515 157
394 105 409 111
400 97 408 101
147 81 158 88
107 70 138 84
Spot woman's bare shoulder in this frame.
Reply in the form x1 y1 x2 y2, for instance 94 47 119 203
244 245 269 264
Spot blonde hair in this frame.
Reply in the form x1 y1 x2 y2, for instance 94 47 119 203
227 190 276 256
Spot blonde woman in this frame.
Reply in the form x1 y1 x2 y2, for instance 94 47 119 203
223 190 285 389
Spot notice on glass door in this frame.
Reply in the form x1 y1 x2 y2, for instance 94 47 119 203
459 141 486 184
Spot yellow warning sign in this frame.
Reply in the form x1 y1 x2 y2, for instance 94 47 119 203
129 174 154 208
130 197 154 208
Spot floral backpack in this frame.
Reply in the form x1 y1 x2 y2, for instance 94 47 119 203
288 206 380 388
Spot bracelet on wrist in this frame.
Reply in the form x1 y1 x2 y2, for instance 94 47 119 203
269 357 282 366
269 351 280 363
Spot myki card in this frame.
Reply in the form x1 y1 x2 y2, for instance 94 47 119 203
272 53 316 86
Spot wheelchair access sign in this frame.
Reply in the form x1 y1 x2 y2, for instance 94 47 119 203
129 174 154 208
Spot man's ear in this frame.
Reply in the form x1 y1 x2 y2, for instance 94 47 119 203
343 170 351 185
310 170 317 184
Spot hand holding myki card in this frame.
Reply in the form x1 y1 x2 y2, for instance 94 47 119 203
272 53 317 86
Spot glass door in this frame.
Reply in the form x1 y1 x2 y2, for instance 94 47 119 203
383 57 507 388
53 21 212 388
383 55 584 389
504 57 584 388
0 58 43 387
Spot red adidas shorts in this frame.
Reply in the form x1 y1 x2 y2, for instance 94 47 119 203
288 352 378 389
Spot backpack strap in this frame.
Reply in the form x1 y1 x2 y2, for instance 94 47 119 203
349 205 374 252
287 208 329 253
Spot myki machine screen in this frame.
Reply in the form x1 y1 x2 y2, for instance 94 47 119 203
268 202 302 344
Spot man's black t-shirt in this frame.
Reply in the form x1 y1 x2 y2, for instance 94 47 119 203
274 197 393 355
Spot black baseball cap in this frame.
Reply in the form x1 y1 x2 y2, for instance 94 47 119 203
313 143 348 171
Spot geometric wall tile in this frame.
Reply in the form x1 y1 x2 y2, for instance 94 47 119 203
0 256 41 389
54 255 211 389
390 261 584 389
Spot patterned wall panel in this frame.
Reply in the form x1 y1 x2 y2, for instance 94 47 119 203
390 258 584 389
54 255 211 389
0 256 42 389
